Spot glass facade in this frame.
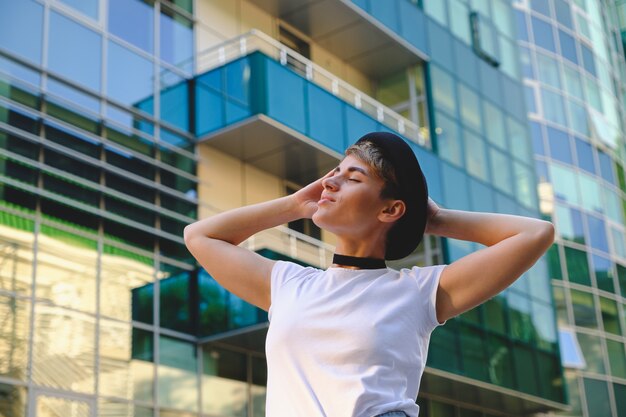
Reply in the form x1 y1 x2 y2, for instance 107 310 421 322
2 0 621 415
513 0 626 416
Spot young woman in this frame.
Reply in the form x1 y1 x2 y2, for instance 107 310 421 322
184 131 555 417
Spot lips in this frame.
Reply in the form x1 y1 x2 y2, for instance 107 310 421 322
318 194 335 204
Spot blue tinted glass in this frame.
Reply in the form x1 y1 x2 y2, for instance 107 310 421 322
59 0 99 19
0 55 40 86
530 121 545 155
47 78 100 113
435 111 462 167
160 8 193 73
441 163 469 210
532 16 556 52
515 10 529 42
195 83 223 136
308 84 344 154
554 0 572 28
535 159 549 182
107 41 154 114
160 69 189 131
547 126 572 164
345 106 378 150
108 0 154 53
597 151 615 184
581 44 596 76
559 30 578 64
558 330 585 368
575 137 595 174
587 215 609 253
570 208 585 244
531 0 552 17
525 85 536 113
0 0 43 64
520 46 534 78
48 11 102 91
225 60 250 105
266 60 306 132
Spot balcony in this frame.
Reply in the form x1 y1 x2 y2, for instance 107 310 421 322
194 30 429 186
240 0 428 78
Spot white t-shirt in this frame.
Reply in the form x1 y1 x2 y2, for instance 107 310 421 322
265 261 448 417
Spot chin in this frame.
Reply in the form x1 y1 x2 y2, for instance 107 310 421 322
311 211 334 233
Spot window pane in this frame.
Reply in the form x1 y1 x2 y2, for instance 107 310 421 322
574 137 595 173
483 100 506 149
587 215 609 253
458 84 482 132
507 292 534 343
558 30 577 64
160 69 189 131
107 41 154 114
100 322 154 402
48 12 102 91
550 163 580 205
577 333 605 374
464 130 488 181
567 99 588 136
108 0 154 53
202 345 248 417
565 247 591 286
160 7 193 73
430 66 456 114
0 295 30 381
536 51 561 89
59 0 99 19
541 88 566 126
579 173 602 214
563 65 583 100
583 378 611 417
33 305 95 393
592 255 614 293
435 111 462 166
599 297 620 335
0 0 43 65
558 329 585 368
449 0 471 43
158 336 198 412
607 340 626 378
571 289 597 328
159 270 192 333
554 0 572 28
490 147 512 193
532 16 556 52
547 245 564 280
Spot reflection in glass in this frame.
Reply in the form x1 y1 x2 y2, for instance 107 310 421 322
0 0 43 65
59 0 99 19
36 394 91 417
99 321 154 402
48 11 102 91
0 295 30 381
32 304 95 393
435 111 461 166
507 291 536 343
160 69 189 131
108 0 154 53
606 339 626 379
202 346 247 417
0 383 26 416
35 225 97 313
583 377 611 417
158 336 198 412
47 78 100 114
0 214 35 296
558 329 585 368
571 289 597 328
160 8 193 73
107 41 154 114
101 245 153 321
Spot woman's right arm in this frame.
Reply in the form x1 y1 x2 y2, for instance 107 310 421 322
183 171 330 311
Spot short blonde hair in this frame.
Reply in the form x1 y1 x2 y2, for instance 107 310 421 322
345 140 399 200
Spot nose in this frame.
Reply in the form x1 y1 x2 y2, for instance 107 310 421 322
322 174 339 190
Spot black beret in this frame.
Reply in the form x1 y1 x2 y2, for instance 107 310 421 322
354 132 429 260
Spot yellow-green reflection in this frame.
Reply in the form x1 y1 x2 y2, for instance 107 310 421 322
35 225 97 313
0 295 30 381
0 215 35 296
32 304 95 393
0 382 26 417
202 345 247 417
158 336 198 412
99 320 154 402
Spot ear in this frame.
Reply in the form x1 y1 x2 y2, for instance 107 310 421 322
378 200 406 223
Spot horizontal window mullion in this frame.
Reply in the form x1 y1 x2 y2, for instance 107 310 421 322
0 174 184 244
0 147 195 224
0 95 199 180
0 121 197 203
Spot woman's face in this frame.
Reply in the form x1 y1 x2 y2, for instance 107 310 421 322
312 154 392 238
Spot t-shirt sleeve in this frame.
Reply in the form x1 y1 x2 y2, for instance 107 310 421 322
268 260 307 321
411 264 448 333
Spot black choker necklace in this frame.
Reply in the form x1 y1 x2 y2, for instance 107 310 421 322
332 253 387 269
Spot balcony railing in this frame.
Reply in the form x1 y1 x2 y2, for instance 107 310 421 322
194 29 429 149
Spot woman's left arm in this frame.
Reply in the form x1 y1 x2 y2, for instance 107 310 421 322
425 199 555 323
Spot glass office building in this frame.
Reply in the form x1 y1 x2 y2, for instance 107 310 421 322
0 0 620 416
511 1 626 417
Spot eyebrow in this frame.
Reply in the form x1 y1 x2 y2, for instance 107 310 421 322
334 166 369 176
